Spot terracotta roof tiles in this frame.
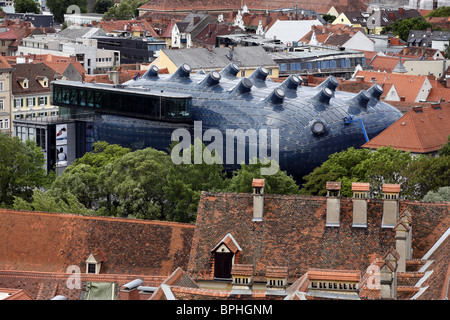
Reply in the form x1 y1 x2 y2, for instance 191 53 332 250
362 105 450 153
308 268 361 282
352 182 370 192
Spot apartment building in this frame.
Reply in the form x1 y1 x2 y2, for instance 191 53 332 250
0 56 13 136
17 34 119 75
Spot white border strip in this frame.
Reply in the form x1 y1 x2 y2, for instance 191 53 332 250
422 227 450 260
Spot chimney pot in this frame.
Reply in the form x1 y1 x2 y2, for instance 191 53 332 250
326 181 341 227
252 179 265 221
351 182 370 228
382 184 400 228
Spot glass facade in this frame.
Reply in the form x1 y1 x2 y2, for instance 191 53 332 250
52 83 192 123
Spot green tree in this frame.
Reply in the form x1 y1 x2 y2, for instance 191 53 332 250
227 159 299 195
299 147 372 197
94 0 114 14
425 6 450 18
14 0 41 14
422 186 450 202
46 0 87 23
322 14 336 24
103 0 145 20
300 146 449 200
0 133 52 207
381 17 433 41
439 135 450 156
13 189 92 215
164 141 229 222
98 147 174 219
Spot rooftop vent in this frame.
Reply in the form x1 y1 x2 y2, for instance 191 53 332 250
170 63 191 80
143 65 159 79
198 71 221 87
280 74 302 90
313 87 333 105
263 88 285 105
367 84 383 101
229 77 253 95
317 76 339 92
220 62 240 77
248 66 269 82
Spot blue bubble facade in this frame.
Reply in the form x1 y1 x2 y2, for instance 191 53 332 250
52 62 402 180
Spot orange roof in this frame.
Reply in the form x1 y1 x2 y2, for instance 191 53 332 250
362 105 450 153
308 268 361 282
368 56 410 73
352 182 370 192
0 55 13 70
427 87 450 103
382 184 401 194
0 288 33 300
252 178 265 188
98 19 159 38
326 181 342 190
355 70 429 103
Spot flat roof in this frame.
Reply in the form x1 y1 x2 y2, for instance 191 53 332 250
52 80 192 99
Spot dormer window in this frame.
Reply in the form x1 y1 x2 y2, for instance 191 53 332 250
36 76 49 88
211 233 241 280
19 78 29 89
85 251 105 274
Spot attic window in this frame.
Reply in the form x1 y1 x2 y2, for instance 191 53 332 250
85 252 105 274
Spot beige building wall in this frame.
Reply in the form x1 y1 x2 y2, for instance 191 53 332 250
0 69 13 137
404 59 450 79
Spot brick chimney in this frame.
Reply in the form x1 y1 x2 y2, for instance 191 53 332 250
252 179 265 221
231 264 254 294
119 279 143 300
382 184 400 228
380 248 399 299
393 219 411 272
266 266 288 295
351 182 370 228
326 182 341 227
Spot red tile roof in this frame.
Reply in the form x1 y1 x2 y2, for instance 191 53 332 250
0 288 33 300
252 178 265 188
98 19 159 38
139 0 368 14
0 209 195 276
382 184 401 194
362 105 450 153
308 268 361 282
354 70 430 103
352 182 370 192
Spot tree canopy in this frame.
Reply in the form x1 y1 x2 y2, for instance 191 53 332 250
299 146 450 200
103 0 146 20
0 133 53 207
46 0 87 23
425 6 450 18
381 17 434 41
14 0 41 14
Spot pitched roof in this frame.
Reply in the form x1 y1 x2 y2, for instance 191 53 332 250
0 209 195 276
354 70 430 103
138 0 368 14
308 268 361 282
162 46 277 70
97 19 159 38
265 19 323 44
192 23 240 47
362 105 450 153
187 192 450 281
0 55 13 71
367 55 410 73
11 62 56 95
